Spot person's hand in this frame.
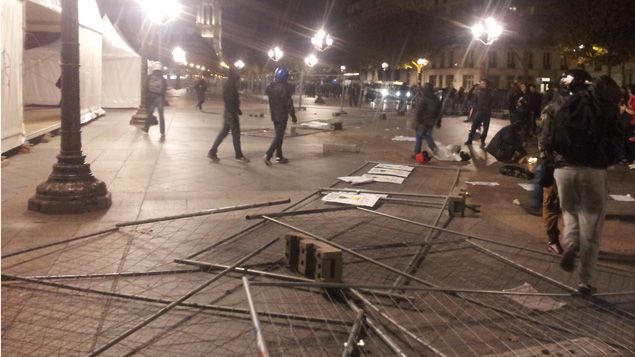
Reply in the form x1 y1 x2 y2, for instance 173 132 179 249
238 109 243 115
291 115 298 124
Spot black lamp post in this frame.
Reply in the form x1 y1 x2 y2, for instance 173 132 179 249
28 0 111 214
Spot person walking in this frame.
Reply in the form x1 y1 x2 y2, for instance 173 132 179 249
465 79 494 146
143 63 167 138
207 68 249 163
528 83 543 136
412 83 441 159
195 76 208 111
264 67 297 166
547 70 623 295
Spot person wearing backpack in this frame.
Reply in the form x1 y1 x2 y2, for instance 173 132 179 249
547 70 623 295
412 83 441 159
143 63 167 138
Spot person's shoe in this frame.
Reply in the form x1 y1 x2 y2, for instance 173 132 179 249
577 283 597 296
547 241 563 255
235 156 250 163
560 248 576 272
464 141 472 145
276 157 289 164
207 151 220 162
263 155 272 166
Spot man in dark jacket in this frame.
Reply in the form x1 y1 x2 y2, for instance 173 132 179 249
413 83 441 157
264 67 297 165
548 70 622 295
207 68 249 163
195 76 208 111
465 79 494 146
485 121 527 162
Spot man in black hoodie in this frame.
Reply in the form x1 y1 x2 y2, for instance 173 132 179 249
207 68 249 163
264 67 297 165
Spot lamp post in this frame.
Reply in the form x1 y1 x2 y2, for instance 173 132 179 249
311 29 333 52
471 17 503 80
172 46 186 89
297 54 318 111
130 0 181 126
334 65 347 116
28 0 111 213
381 62 388 81
415 57 429 85
234 59 245 70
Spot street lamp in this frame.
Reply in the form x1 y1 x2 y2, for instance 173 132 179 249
304 54 318 67
311 29 334 52
471 17 503 45
234 59 245 69
381 62 388 81
415 58 429 84
171 46 186 64
267 46 284 62
130 0 182 127
471 17 503 80
297 54 319 110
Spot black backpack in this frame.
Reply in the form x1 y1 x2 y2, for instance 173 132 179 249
550 81 623 167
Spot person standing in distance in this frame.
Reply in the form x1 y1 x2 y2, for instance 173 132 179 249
195 75 208 111
143 63 167 138
465 79 494 146
208 68 249 163
264 67 297 165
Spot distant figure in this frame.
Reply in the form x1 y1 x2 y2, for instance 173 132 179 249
528 84 543 136
465 79 494 146
397 82 409 115
207 68 249 163
142 63 167 138
195 76 208 111
55 76 62 107
348 82 361 107
412 82 441 158
264 67 297 165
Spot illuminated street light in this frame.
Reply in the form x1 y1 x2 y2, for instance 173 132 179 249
304 54 318 67
471 17 503 45
311 29 333 52
414 58 429 84
196 64 201 69
381 62 388 70
416 58 429 66
140 0 181 25
340 65 346 72
234 59 245 69
220 61 230 69
267 46 284 62
189 63 194 68
171 46 186 64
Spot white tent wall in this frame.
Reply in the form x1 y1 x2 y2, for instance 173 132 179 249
101 16 140 108
23 41 60 106
1 0 26 152
79 27 103 120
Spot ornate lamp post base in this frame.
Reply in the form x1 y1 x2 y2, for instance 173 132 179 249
28 158 111 214
129 106 158 126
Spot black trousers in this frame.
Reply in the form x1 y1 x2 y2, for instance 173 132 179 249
266 121 287 159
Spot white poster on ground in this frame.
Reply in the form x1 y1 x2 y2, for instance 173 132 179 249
364 174 405 184
322 192 387 207
367 167 411 178
337 176 374 185
373 164 414 172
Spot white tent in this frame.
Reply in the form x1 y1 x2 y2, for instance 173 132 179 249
23 40 61 107
101 16 141 108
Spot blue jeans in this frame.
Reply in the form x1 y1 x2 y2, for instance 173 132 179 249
414 125 436 154
210 112 243 158
145 94 165 135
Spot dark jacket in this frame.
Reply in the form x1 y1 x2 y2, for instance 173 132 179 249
475 88 494 114
486 123 527 162
195 79 208 94
415 89 442 129
538 96 563 167
223 80 240 115
266 81 296 123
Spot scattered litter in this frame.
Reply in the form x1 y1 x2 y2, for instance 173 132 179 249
503 282 566 311
322 192 387 207
391 135 415 141
337 176 374 185
373 164 414 172
518 183 535 191
300 121 330 129
508 336 521 343
629 163 635 170
465 181 500 186
384 128 391 131
512 199 521 205
367 167 411 178
609 194 635 202
434 144 462 161
364 174 405 184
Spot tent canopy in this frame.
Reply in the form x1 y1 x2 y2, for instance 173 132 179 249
101 15 141 108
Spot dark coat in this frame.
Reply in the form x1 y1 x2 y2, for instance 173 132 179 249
475 88 494 114
223 80 240 115
266 81 296 123
415 90 442 129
